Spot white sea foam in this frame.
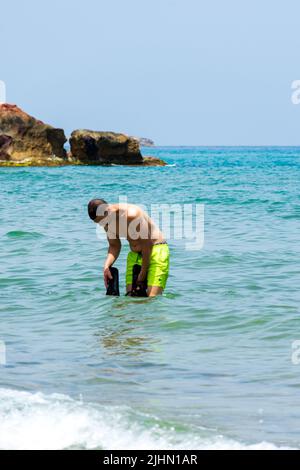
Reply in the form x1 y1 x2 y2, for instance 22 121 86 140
0 388 291 450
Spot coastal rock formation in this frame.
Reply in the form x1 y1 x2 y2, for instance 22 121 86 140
0 104 166 166
142 156 167 166
134 137 155 147
69 130 143 165
0 104 67 165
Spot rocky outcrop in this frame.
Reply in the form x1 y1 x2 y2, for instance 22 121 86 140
0 104 67 165
134 137 155 147
0 104 166 166
141 156 167 166
69 130 143 165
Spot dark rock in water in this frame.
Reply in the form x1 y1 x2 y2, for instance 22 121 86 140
0 104 67 165
142 156 167 166
69 130 143 165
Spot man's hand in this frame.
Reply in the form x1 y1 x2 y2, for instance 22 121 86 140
103 266 113 288
137 271 147 284
103 233 121 288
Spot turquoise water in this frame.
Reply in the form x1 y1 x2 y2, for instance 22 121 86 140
0 147 300 449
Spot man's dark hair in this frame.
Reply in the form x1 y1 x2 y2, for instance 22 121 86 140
88 199 108 220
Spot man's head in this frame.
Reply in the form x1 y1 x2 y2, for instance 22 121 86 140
88 199 108 222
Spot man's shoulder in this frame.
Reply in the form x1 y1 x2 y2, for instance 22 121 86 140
126 204 142 220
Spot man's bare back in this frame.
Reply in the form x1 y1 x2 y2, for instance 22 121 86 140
103 203 165 252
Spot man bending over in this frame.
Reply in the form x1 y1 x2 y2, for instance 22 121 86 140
88 199 169 297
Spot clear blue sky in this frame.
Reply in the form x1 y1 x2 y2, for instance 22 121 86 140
1 0 300 145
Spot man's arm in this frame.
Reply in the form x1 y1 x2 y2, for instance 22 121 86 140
103 237 121 287
138 238 152 283
127 208 152 284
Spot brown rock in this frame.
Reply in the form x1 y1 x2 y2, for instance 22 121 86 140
69 130 143 165
142 156 167 166
0 134 13 161
0 104 67 165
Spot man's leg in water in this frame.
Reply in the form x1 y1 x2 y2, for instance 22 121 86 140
147 286 163 297
127 284 162 296
126 284 132 294
146 245 169 297
126 245 169 297
125 251 141 294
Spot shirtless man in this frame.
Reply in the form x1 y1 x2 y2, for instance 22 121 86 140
88 199 169 297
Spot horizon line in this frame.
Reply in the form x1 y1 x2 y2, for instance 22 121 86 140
143 145 300 148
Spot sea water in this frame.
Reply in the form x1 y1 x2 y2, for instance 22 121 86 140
0 147 299 449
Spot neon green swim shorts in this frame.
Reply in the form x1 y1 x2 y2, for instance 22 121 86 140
126 243 170 290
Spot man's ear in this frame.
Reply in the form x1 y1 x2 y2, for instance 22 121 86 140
96 204 108 219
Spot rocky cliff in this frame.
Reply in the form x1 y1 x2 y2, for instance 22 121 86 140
0 104 67 164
